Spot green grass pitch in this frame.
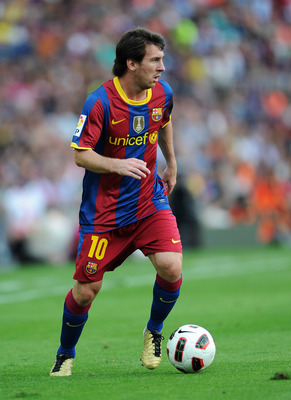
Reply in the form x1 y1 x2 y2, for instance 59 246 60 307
0 246 291 400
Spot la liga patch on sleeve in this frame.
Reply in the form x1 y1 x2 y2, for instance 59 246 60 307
74 114 87 137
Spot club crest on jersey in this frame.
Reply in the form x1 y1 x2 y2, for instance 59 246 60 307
85 262 98 275
152 108 163 122
133 116 145 133
74 114 87 137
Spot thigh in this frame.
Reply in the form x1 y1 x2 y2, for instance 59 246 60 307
135 210 183 282
136 210 183 255
73 230 134 283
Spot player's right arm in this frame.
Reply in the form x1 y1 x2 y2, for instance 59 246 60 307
72 91 150 180
74 149 151 180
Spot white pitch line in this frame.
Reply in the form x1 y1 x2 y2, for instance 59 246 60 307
0 285 71 305
0 256 290 305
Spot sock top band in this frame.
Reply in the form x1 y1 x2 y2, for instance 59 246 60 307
65 289 91 315
156 274 182 291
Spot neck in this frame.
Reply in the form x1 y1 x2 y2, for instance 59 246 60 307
118 76 147 102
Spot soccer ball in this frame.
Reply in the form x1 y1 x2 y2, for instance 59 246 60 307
167 324 216 373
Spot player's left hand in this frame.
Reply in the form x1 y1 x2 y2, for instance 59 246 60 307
162 165 177 196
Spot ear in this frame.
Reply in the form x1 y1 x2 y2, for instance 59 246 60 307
127 59 137 72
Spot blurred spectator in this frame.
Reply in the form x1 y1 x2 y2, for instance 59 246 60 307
169 174 202 248
1 0 291 265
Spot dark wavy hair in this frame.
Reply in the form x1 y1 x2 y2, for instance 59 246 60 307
112 27 165 77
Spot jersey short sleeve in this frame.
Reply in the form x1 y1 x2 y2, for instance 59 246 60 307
71 88 109 150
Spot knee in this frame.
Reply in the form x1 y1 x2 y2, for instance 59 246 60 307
157 258 182 283
149 252 182 283
162 263 182 282
73 281 102 306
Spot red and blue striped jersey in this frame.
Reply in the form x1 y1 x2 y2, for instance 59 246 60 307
71 77 173 233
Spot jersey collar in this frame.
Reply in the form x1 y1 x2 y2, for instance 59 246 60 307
113 77 152 105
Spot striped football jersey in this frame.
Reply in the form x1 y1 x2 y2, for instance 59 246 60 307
71 77 173 232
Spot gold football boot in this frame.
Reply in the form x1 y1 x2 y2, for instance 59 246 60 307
50 354 73 377
140 328 164 369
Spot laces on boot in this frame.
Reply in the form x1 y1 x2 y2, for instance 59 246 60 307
151 331 164 357
51 354 71 373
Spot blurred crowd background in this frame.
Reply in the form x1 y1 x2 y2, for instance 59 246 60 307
1 0 291 265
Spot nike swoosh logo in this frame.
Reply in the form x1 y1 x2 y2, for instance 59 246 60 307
178 329 194 334
172 239 181 244
66 321 86 328
160 297 177 303
112 118 126 125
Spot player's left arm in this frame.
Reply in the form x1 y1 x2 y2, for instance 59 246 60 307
158 120 177 196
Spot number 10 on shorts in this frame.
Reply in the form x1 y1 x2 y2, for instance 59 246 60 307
88 235 108 260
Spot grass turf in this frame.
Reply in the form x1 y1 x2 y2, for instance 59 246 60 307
0 246 290 399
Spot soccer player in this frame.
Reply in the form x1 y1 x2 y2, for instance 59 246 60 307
50 27 183 376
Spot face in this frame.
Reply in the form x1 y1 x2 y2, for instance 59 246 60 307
132 44 165 90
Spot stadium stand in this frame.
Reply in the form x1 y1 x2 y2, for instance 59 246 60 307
1 0 291 263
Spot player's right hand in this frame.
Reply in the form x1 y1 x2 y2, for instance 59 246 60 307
116 158 151 180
